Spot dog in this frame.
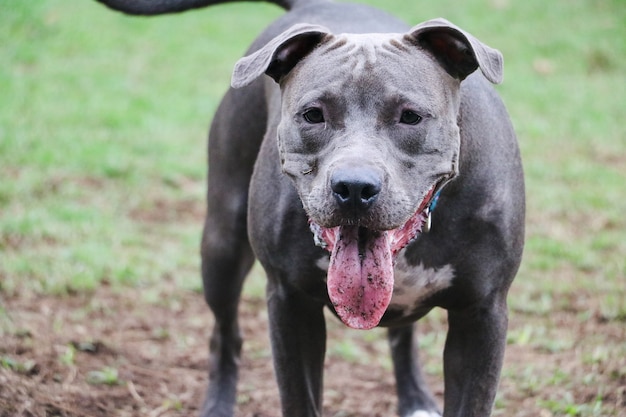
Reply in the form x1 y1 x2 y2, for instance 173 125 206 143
96 0 525 416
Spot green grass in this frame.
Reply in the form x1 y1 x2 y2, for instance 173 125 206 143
1 0 625 414
1 0 285 293
2 0 623 295
86 366 122 386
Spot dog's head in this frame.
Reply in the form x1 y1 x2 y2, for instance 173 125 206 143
232 19 503 329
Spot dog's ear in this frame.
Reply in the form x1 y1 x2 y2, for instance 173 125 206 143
407 18 503 84
232 23 330 88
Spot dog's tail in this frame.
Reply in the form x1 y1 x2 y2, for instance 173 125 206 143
94 0 305 15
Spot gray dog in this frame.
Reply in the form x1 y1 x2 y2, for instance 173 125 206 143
96 0 525 416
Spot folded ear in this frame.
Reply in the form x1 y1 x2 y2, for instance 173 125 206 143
231 23 331 88
408 18 503 84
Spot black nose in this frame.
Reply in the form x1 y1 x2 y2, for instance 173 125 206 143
330 167 382 212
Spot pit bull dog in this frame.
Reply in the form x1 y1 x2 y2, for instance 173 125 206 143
95 0 525 416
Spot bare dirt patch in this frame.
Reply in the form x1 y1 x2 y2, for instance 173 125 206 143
1 278 624 416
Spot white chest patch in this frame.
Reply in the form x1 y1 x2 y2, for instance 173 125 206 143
316 255 330 273
408 411 442 417
388 253 455 315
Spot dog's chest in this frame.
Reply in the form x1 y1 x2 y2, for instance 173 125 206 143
388 253 455 315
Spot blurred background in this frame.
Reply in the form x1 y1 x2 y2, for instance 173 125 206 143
1 0 624 416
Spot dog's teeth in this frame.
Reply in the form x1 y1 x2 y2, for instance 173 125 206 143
309 222 327 248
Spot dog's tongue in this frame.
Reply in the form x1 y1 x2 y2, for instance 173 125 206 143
327 226 394 330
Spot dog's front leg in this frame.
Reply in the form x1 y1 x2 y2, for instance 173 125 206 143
442 293 508 417
266 278 327 417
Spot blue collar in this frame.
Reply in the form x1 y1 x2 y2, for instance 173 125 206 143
424 189 441 233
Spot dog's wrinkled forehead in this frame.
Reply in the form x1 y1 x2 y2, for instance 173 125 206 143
301 32 426 71
329 32 399 68
314 32 436 78
281 32 450 110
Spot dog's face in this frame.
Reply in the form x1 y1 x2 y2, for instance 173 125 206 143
277 32 460 232
232 20 503 329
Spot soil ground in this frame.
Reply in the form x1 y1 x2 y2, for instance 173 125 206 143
1 279 625 416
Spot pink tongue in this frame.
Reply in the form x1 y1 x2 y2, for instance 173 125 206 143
327 226 394 329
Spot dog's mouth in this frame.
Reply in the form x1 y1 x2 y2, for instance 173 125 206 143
309 184 440 330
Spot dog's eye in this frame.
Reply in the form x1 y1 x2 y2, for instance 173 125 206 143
303 108 325 124
399 110 422 125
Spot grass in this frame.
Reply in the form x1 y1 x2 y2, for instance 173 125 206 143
86 366 122 386
1 0 625 415
0 0 273 293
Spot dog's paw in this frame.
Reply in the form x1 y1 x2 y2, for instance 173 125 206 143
407 411 442 417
